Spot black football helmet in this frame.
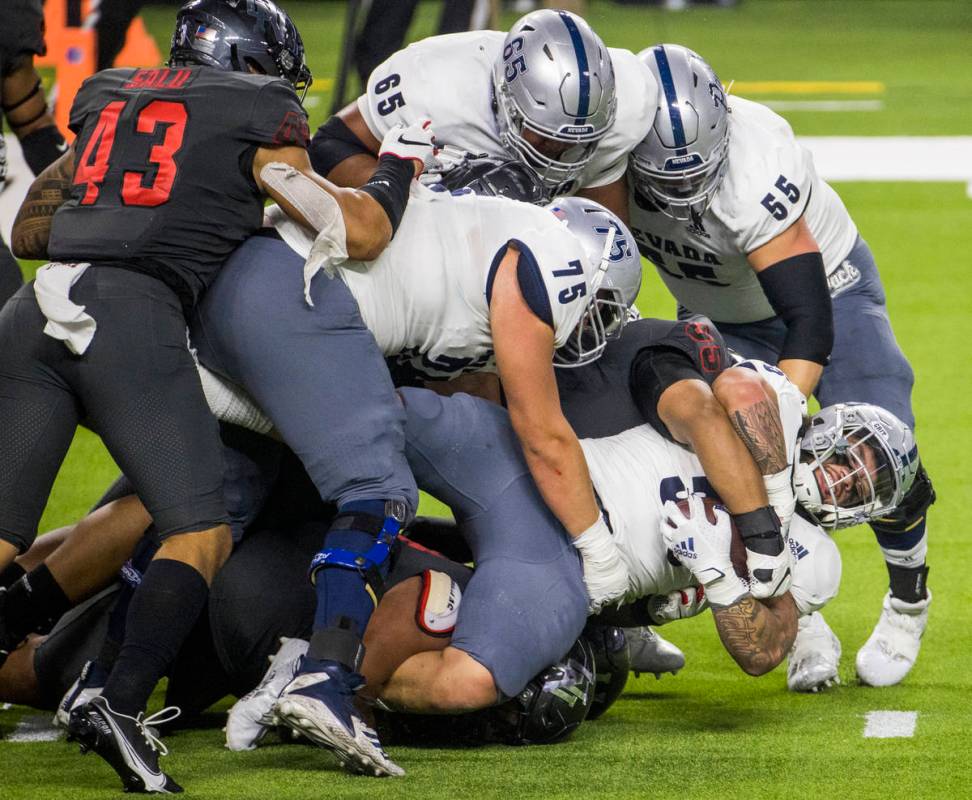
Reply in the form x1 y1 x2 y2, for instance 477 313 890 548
491 637 596 746
582 624 630 720
434 153 550 204
169 0 312 100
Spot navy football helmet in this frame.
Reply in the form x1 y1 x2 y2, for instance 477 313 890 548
169 0 312 100
582 624 630 721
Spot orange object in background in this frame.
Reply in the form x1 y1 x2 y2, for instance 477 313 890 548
35 0 163 141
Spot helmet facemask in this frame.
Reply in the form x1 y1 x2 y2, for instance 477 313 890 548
793 406 908 529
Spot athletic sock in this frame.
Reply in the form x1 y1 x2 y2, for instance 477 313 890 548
0 562 26 589
3 564 71 642
102 558 209 717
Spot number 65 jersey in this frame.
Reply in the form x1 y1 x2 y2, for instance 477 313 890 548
628 96 858 324
48 66 309 307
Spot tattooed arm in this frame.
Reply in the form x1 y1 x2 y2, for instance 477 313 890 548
711 592 798 676
11 145 75 260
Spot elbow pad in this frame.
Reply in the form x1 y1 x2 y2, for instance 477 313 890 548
756 251 833 365
309 115 374 177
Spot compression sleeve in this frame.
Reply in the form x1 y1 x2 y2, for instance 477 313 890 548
756 251 833 365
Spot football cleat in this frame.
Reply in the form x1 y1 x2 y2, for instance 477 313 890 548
67 696 182 794
225 637 308 751
787 612 841 693
275 658 403 777
55 659 109 728
856 590 931 687
625 626 686 678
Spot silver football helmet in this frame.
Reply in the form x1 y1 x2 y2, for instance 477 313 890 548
629 44 729 221
546 197 642 368
493 10 617 192
792 403 920 530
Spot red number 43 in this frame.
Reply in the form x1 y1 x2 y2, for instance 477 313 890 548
74 99 187 207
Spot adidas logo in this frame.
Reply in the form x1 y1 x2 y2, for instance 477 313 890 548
670 537 698 560
789 540 810 561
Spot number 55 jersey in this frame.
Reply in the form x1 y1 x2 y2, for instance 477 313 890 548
48 66 309 308
628 96 858 324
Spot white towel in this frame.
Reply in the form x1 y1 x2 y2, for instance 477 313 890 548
34 262 95 355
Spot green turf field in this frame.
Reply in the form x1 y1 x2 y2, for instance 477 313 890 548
2 1 971 797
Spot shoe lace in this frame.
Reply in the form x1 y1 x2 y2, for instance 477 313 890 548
135 706 182 757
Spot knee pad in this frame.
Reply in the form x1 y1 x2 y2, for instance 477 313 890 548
308 501 408 599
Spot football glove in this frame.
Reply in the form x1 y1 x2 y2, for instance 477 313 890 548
733 506 793 599
573 514 631 614
378 119 438 172
646 586 709 625
661 497 748 608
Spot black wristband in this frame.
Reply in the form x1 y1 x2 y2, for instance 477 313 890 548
732 506 781 541
19 124 67 176
360 154 414 236
756 250 833 365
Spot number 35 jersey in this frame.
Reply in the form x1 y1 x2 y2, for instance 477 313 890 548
628 96 858 324
48 66 309 306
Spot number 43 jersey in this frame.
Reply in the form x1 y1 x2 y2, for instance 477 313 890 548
48 66 309 306
628 96 858 324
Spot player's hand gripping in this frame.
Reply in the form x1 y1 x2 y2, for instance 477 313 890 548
647 585 709 625
572 514 631 614
379 120 439 175
661 496 748 607
733 506 793 600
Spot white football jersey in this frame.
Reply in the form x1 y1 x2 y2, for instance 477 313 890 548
358 31 658 190
628 96 859 323
580 359 832 611
271 184 598 381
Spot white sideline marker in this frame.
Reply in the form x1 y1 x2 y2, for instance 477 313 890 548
8 714 62 742
863 710 918 738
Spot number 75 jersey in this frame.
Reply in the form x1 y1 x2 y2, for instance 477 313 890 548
628 96 858 324
48 66 309 305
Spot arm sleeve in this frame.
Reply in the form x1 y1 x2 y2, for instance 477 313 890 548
245 79 310 147
756 251 833 365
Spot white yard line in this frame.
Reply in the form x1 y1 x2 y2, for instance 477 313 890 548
863 710 918 738
7 714 62 742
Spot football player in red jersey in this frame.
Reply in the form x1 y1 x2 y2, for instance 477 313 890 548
0 0 433 791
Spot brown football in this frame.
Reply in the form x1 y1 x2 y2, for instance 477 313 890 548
675 497 749 580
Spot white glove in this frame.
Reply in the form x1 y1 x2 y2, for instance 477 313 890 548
647 585 709 625
572 515 630 614
661 497 748 608
764 467 797 535
378 120 438 171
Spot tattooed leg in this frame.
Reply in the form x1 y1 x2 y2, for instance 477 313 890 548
711 593 798 676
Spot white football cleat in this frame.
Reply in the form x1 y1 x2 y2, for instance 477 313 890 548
856 590 931 687
225 637 308 751
787 612 841 693
625 627 686 678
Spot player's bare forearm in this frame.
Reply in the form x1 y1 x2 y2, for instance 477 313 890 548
659 379 767 514
712 593 798 676
777 358 822 399
713 368 788 476
11 146 75 259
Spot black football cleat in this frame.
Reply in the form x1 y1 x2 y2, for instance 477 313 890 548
67 696 183 794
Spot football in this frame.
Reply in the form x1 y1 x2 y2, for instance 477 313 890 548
675 496 749 580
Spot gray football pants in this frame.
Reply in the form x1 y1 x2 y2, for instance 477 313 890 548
190 233 418 518
400 387 588 698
